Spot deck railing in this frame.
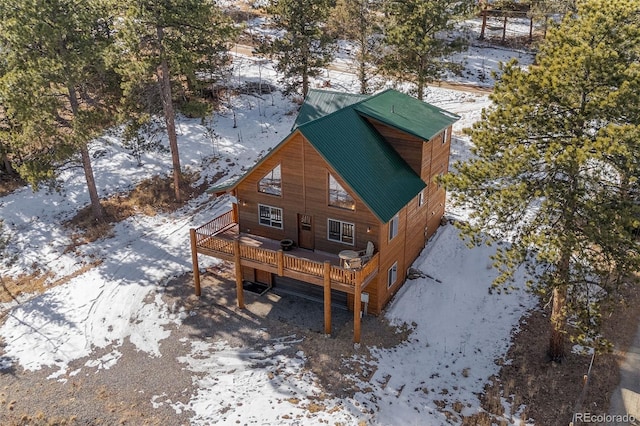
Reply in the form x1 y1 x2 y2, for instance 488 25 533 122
194 210 234 239
360 253 379 284
241 245 278 267
284 255 324 276
191 212 378 290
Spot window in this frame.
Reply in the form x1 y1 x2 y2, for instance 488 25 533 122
387 262 398 288
418 190 425 207
328 219 354 245
258 204 283 228
258 164 282 196
388 214 399 241
328 173 355 210
442 127 449 144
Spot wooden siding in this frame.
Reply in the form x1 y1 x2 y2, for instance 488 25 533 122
235 133 380 254
236 133 304 241
371 204 408 313
234 132 383 309
365 118 424 176
422 126 451 240
404 194 427 265
228 124 452 316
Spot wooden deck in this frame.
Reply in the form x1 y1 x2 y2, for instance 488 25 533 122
190 210 379 294
189 210 380 343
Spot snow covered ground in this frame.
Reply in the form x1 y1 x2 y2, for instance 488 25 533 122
0 16 540 425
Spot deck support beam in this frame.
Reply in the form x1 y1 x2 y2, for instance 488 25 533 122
353 269 362 344
277 250 284 276
234 239 245 309
323 261 332 336
190 228 201 297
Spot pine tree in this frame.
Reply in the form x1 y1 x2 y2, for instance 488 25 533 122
258 0 335 97
381 0 474 100
113 0 236 202
0 0 120 220
328 0 382 94
444 0 640 361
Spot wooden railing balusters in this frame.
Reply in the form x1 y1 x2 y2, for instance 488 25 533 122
193 211 379 292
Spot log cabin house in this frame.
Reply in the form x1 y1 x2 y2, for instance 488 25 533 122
189 89 459 343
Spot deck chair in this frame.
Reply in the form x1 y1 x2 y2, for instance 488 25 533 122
347 257 362 269
359 241 374 263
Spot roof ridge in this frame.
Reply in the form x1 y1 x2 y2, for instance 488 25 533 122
296 89 395 131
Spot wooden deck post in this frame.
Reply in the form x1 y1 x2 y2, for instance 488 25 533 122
323 261 331 336
231 196 239 223
190 228 201 297
353 269 362 344
277 249 284 276
233 239 245 309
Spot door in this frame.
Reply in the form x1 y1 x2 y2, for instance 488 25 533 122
298 214 314 250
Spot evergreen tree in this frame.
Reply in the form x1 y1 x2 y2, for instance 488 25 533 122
0 0 120 220
328 0 382 94
113 0 236 202
444 0 640 361
381 0 474 100
258 0 335 97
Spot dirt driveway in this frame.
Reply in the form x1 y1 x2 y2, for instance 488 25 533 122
0 266 406 425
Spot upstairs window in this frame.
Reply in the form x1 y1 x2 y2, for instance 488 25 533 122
259 204 283 229
258 164 282 196
388 214 399 241
328 173 355 210
442 127 449 144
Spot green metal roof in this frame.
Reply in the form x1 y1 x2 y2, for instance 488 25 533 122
297 102 426 223
293 89 370 129
208 89 459 224
207 175 242 194
354 89 460 141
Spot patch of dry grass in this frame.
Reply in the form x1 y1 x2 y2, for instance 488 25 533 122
0 272 52 304
0 261 102 308
64 171 211 247
0 175 25 197
462 280 640 426
1 171 213 308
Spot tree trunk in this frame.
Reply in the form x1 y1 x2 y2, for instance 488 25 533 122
358 52 367 95
417 80 424 101
1 151 16 176
156 25 182 202
502 15 507 43
358 28 368 94
302 60 309 98
80 144 106 221
549 243 572 361
68 85 106 221
417 57 426 101
549 285 567 361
